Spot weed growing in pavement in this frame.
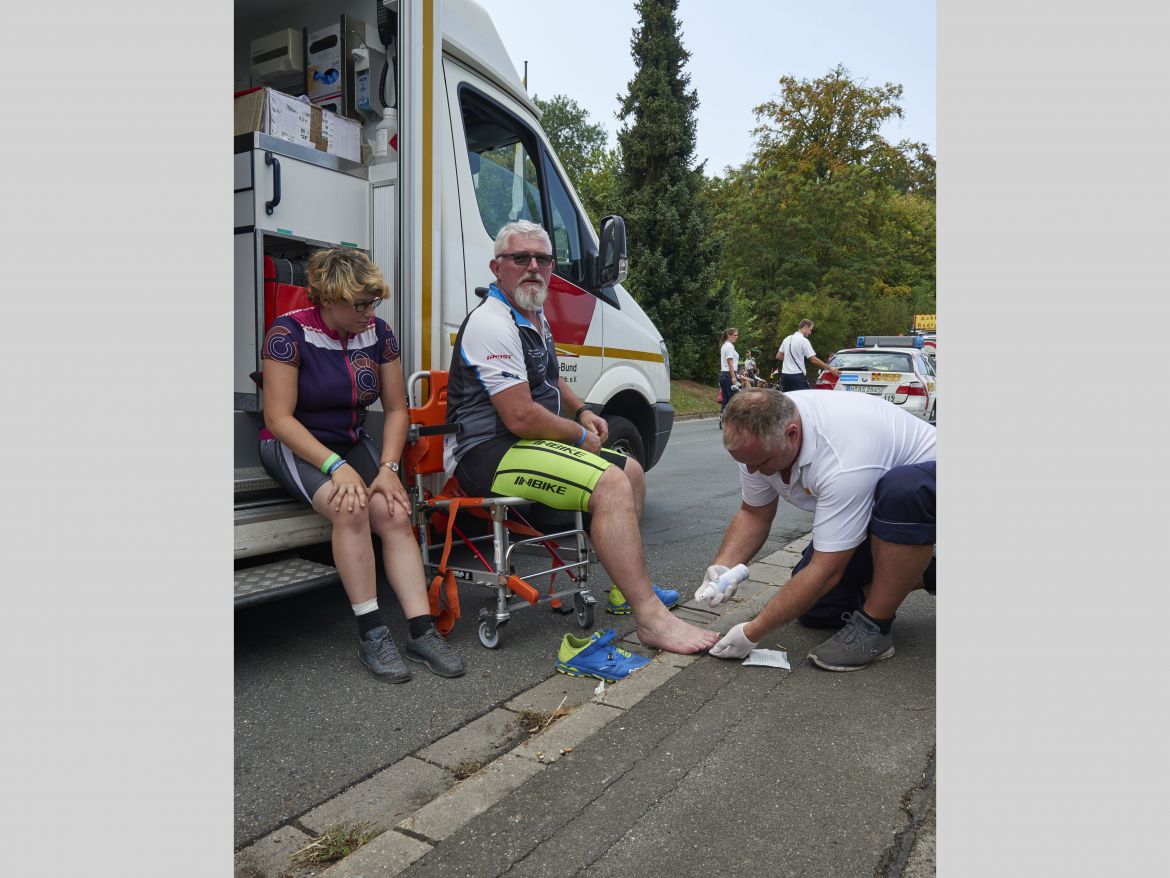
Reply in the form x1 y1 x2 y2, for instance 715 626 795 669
515 697 570 735
451 759 484 780
289 822 383 867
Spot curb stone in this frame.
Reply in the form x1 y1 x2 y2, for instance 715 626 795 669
238 533 812 878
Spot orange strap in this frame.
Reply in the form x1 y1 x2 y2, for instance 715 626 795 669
427 497 467 636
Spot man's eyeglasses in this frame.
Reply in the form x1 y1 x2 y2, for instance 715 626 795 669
499 252 555 268
351 298 382 314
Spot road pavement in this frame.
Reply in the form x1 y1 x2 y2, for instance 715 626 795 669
235 418 935 876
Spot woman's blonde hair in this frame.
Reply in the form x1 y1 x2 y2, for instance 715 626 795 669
720 328 739 344
306 248 389 307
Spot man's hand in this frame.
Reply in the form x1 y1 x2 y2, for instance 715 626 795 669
581 428 603 455
709 622 758 660
578 410 608 444
694 564 730 608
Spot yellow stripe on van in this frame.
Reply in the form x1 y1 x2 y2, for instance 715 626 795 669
421 0 435 370
446 336 664 364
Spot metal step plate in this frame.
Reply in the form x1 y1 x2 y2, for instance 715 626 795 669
234 557 339 608
235 465 281 495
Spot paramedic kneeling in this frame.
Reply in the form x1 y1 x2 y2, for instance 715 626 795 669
704 387 935 671
444 220 718 655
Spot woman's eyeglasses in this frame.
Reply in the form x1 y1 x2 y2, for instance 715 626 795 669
351 298 382 313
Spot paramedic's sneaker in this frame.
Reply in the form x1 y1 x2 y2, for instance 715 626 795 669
358 626 412 682
807 612 895 672
404 628 465 678
605 584 680 615
555 629 651 682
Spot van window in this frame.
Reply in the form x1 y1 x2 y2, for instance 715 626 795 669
541 153 585 285
460 88 542 241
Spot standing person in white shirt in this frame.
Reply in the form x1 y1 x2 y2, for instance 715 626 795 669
699 387 936 672
717 328 741 429
776 319 839 392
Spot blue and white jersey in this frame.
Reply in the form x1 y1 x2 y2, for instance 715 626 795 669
444 285 560 474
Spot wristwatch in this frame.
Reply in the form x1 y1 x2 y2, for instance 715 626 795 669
381 461 400 473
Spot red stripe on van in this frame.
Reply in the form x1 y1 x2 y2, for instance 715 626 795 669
543 273 597 346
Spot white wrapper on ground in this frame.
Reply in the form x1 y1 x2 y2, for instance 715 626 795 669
741 649 791 669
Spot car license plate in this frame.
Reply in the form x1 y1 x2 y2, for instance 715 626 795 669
846 385 885 394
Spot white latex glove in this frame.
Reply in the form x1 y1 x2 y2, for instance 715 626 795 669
709 622 759 659
694 564 729 607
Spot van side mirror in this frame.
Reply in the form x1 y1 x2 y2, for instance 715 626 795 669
598 215 628 288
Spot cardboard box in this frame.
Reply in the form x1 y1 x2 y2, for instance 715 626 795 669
235 87 360 163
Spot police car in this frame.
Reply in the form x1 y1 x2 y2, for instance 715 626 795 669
814 335 937 423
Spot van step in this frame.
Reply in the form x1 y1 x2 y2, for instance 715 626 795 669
234 558 338 608
236 466 280 495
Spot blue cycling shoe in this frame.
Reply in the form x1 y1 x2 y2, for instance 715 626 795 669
605 584 680 615
555 629 651 682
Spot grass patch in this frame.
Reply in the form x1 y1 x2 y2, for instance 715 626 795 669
289 822 383 867
670 378 720 418
451 759 484 780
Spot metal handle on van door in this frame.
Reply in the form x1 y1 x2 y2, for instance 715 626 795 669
264 152 281 215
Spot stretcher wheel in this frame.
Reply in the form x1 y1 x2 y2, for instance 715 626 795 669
478 617 502 649
575 594 594 629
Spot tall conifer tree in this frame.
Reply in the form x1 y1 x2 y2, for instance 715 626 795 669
615 0 725 380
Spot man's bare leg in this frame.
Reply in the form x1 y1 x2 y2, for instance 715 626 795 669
589 468 719 653
861 534 934 619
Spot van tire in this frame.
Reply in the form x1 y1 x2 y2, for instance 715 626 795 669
604 416 646 469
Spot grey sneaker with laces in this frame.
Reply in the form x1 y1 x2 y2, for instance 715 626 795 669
807 611 895 672
358 626 412 682
404 628 465 678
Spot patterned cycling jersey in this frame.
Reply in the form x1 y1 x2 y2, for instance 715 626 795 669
444 285 560 474
260 306 400 449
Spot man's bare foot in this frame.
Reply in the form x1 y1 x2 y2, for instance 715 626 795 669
635 609 720 654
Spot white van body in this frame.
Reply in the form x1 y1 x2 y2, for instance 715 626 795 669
234 0 674 605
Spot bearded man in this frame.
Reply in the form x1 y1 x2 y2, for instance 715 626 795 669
443 220 717 655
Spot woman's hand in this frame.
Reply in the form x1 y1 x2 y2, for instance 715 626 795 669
370 466 411 517
325 463 368 513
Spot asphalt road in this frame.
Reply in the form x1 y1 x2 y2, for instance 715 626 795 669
234 417 814 847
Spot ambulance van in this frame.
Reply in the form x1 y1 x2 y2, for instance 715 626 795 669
234 0 674 606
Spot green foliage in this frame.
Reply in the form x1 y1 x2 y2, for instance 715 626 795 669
614 0 727 380
534 94 621 232
710 65 935 359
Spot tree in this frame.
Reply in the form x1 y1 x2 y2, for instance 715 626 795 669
614 0 727 380
533 94 621 232
710 65 935 356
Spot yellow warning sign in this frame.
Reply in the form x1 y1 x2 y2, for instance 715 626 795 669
913 314 936 331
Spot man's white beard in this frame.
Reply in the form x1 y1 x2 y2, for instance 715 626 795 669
513 278 548 310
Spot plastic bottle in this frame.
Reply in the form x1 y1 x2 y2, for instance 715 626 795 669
374 108 398 164
714 564 750 596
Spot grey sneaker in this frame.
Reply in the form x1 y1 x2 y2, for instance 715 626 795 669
807 612 895 672
404 628 465 678
358 626 412 682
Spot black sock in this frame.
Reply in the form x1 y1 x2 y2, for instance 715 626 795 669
859 609 894 635
408 615 436 639
356 609 385 638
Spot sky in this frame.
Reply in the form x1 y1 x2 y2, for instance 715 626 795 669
477 0 935 176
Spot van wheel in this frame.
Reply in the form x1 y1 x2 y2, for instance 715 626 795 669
604 416 646 468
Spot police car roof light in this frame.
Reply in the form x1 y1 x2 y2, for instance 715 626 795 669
855 335 924 349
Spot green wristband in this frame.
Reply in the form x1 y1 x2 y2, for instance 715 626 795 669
321 452 341 474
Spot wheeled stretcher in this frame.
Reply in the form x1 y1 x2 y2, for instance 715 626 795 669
404 371 597 649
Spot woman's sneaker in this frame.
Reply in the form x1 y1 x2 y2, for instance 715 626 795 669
404 628 466 678
807 612 895 672
555 629 650 682
605 584 680 615
358 626 412 682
